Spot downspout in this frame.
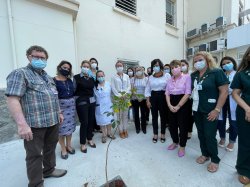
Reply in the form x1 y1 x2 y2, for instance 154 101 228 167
220 0 224 58
73 19 79 74
183 0 185 59
7 0 18 69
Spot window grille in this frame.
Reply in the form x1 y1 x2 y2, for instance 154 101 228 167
166 0 175 26
117 59 139 73
115 0 137 16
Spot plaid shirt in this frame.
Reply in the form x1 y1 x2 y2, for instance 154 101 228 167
5 64 60 128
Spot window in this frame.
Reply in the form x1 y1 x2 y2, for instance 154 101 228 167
166 0 175 26
115 0 137 16
118 59 139 72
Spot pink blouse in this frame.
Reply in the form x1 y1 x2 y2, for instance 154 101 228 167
165 74 191 96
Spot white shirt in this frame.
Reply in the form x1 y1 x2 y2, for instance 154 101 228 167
130 77 148 96
145 73 171 97
111 73 131 97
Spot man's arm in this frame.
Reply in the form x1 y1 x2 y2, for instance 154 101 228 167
7 96 33 141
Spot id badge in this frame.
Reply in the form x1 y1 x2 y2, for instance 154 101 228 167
197 84 203 91
89 96 96 103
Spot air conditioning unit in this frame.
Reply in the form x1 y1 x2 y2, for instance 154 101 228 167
199 43 208 52
209 38 226 52
201 23 210 33
186 28 199 39
216 16 226 28
187 47 194 57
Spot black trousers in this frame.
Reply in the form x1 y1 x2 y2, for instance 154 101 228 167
76 102 95 145
168 94 189 147
131 99 147 131
145 106 150 122
150 91 167 135
24 124 59 187
187 99 194 133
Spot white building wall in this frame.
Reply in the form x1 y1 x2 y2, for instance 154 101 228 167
0 0 76 88
76 0 185 80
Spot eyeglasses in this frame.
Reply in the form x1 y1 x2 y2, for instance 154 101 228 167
30 55 46 61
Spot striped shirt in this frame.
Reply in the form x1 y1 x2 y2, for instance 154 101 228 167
130 77 148 99
5 65 60 128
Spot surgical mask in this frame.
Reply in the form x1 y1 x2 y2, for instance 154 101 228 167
31 59 47 70
82 67 90 74
164 69 170 74
136 71 143 76
91 63 97 69
153 66 160 73
97 77 105 83
59 68 70 76
194 60 206 70
128 71 133 76
181 66 188 72
222 63 234 71
172 67 181 76
116 67 123 73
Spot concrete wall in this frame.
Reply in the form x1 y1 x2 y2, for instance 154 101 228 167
76 0 185 80
0 0 77 88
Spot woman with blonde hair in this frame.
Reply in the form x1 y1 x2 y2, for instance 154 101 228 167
231 47 250 185
191 51 229 172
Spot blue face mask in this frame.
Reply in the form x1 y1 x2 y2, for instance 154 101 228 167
153 66 160 73
194 60 206 70
97 77 105 83
222 63 234 71
31 59 47 70
82 67 90 75
164 69 170 74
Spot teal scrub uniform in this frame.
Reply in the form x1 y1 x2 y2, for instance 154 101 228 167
191 68 229 163
231 68 250 178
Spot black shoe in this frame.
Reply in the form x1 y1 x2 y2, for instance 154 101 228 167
61 152 68 160
88 142 96 148
136 129 140 134
160 138 166 143
142 129 147 134
66 147 75 154
80 147 87 153
152 138 158 143
44 169 67 178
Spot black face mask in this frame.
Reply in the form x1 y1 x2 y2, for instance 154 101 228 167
59 68 70 76
148 72 152 76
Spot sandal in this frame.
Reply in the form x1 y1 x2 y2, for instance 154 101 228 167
207 162 219 173
238 175 250 185
107 134 116 140
196 156 210 164
102 136 107 143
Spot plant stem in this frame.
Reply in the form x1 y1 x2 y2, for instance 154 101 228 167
105 121 119 187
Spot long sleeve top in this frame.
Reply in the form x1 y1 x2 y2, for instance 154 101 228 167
111 73 131 97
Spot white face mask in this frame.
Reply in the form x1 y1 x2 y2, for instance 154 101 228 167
116 67 123 73
181 66 188 72
136 71 143 76
128 71 133 76
91 63 97 69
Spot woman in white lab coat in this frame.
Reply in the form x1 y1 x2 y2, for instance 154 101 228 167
217 56 238 151
94 70 115 143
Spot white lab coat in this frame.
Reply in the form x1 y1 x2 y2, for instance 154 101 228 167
94 82 114 126
219 70 237 120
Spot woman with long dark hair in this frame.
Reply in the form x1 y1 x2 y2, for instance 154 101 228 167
231 47 250 185
54 61 76 159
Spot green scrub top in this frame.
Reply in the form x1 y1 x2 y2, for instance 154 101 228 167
191 68 229 113
230 68 250 125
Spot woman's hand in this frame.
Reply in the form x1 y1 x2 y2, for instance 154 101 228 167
245 108 250 122
207 109 219 121
146 100 151 109
172 105 181 113
168 104 176 113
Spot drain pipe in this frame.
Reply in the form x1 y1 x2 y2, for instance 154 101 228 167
219 0 224 59
7 0 18 69
73 19 79 74
183 0 186 59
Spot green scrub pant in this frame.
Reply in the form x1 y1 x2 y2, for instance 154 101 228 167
236 120 250 178
193 111 220 164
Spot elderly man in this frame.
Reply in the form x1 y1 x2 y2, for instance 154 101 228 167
6 45 67 187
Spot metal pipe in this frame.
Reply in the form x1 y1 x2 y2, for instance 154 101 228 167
73 19 79 73
7 0 18 69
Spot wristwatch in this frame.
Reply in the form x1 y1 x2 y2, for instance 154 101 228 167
214 107 220 113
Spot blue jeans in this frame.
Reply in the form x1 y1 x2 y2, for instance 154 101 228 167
217 97 238 143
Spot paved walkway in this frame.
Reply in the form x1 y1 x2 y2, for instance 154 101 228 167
0 124 245 187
